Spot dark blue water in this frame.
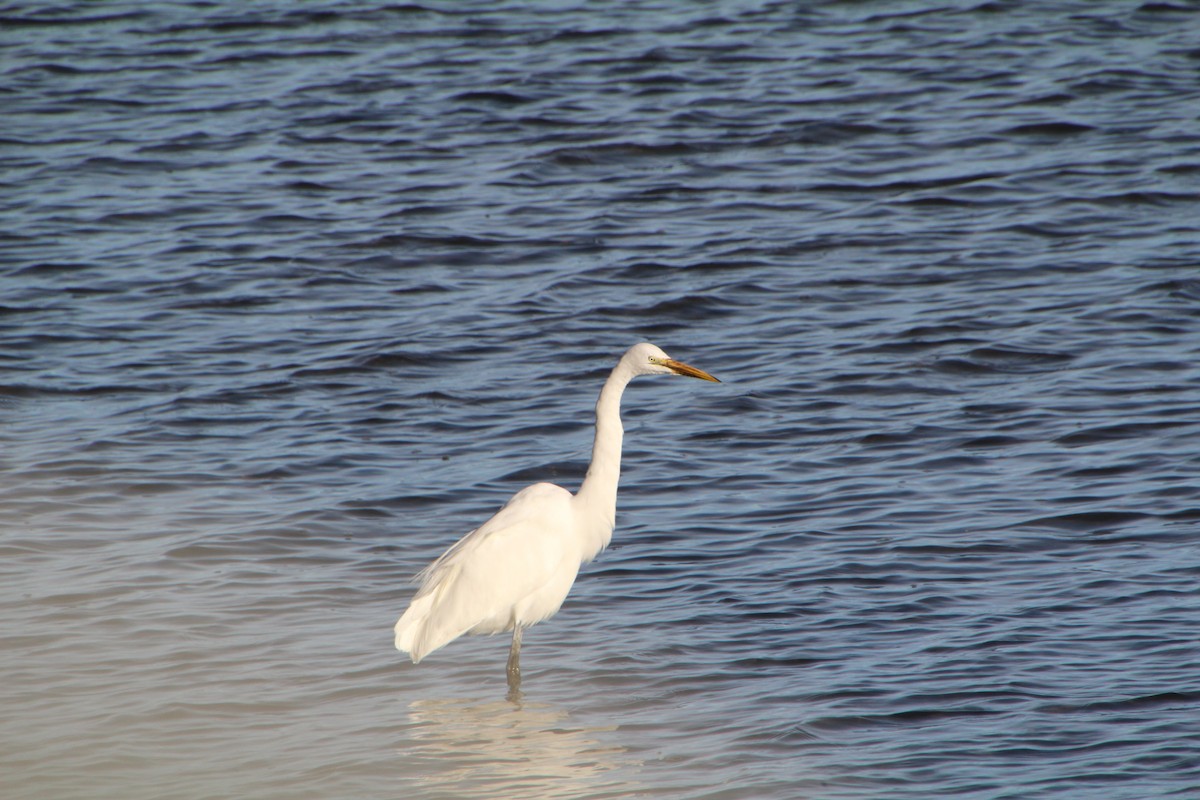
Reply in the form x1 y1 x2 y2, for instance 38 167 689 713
3 2 1200 798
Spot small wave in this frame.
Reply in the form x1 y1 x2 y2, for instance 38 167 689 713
1055 421 1186 446
1002 120 1095 137
1018 510 1149 532
932 346 1075 375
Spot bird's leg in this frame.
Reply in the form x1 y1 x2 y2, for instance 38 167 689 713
507 626 523 689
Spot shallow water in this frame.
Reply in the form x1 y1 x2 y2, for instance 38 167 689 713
3 1 1200 798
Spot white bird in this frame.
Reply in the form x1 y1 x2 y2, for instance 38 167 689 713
394 342 720 689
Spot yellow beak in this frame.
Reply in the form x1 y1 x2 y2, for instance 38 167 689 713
663 358 720 383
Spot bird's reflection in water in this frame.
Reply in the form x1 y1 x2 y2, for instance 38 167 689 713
403 693 636 799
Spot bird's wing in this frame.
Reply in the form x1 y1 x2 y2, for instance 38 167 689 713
413 482 573 590
396 482 576 661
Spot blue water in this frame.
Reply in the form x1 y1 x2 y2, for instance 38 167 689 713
3 2 1200 798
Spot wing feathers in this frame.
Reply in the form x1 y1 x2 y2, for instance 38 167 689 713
394 483 577 662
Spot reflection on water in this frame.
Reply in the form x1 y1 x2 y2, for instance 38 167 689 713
403 695 636 799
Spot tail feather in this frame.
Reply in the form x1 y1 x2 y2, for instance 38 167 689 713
394 564 476 662
394 593 435 662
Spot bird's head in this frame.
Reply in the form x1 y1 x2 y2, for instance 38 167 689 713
625 342 720 382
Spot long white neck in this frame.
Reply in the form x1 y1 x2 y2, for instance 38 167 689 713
573 360 633 561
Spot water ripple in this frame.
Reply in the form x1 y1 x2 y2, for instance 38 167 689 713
3 1 1200 799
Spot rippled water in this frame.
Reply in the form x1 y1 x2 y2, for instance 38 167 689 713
4 1 1200 798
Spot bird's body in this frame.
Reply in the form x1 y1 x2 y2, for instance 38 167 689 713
394 343 719 688
394 482 578 661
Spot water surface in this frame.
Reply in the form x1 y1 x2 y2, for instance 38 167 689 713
3 2 1200 798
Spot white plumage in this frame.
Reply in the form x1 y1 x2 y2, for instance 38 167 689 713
393 342 719 689
395 482 575 661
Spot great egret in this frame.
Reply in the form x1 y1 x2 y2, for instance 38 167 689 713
394 342 719 689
